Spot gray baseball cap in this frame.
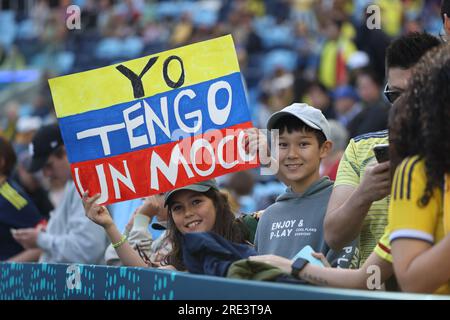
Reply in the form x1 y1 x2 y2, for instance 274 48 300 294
266 103 331 140
164 179 219 207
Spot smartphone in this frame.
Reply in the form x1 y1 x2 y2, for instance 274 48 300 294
292 245 325 267
373 144 389 163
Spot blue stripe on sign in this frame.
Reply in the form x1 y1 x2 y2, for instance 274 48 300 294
58 72 250 163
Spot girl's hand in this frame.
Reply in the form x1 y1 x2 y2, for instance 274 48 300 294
82 192 114 229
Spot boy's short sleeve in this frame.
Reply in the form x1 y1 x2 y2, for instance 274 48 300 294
334 139 361 187
388 157 441 244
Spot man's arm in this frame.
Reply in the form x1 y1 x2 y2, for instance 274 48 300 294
249 251 393 290
324 185 373 250
7 248 42 262
299 251 393 289
324 161 391 250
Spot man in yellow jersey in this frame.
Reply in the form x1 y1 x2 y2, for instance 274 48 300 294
324 33 441 267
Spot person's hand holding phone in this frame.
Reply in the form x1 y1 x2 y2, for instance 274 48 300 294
359 160 391 202
373 144 389 163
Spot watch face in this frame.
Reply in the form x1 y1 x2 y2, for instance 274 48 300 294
291 258 308 276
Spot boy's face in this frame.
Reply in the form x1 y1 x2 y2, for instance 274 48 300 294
277 128 331 185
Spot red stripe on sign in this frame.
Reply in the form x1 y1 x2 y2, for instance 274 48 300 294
71 121 259 205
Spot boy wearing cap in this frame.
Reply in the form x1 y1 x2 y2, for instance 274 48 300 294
324 33 441 269
12 124 108 264
254 103 356 266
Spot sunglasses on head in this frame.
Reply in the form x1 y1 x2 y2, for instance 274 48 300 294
383 84 403 104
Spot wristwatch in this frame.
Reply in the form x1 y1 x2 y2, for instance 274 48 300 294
291 257 309 277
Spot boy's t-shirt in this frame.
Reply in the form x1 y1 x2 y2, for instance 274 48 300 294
334 130 389 265
255 177 359 268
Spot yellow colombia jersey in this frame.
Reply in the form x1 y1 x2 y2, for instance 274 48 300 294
373 229 392 263
335 130 389 266
388 156 450 295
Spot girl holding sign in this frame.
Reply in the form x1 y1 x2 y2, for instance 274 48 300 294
83 179 252 271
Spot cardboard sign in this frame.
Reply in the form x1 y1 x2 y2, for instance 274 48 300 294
49 35 258 205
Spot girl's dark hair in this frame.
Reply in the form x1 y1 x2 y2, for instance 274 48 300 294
389 43 450 206
163 188 249 271
0 135 17 177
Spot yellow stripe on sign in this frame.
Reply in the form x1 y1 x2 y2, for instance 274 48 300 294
50 35 240 118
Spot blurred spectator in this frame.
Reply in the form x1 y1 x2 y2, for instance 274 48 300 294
0 135 44 261
348 68 389 138
13 124 108 264
13 116 41 154
0 100 19 140
261 66 295 111
377 0 403 37
304 81 336 120
12 115 54 220
29 0 51 37
291 0 318 34
318 18 356 89
320 119 349 181
255 91 272 128
170 12 194 46
332 85 362 129
354 10 390 83
29 92 54 124
346 50 370 86
0 44 26 70
227 170 256 214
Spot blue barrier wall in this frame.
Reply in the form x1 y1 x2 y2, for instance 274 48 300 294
0 262 448 300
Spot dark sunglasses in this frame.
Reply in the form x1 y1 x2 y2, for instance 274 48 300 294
383 84 403 104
